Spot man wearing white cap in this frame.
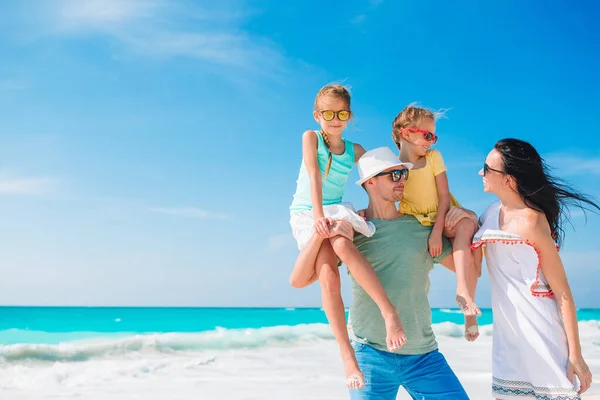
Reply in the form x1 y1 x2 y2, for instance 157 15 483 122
291 147 474 399
347 146 472 399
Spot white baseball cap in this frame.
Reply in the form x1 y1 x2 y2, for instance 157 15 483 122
355 147 413 186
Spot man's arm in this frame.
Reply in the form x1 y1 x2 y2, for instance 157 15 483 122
445 206 478 232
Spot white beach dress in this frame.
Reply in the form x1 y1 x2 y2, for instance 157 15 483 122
473 201 580 400
290 203 375 250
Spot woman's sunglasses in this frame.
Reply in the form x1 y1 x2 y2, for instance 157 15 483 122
320 110 350 121
483 163 505 176
400 128 438 144
374 169 409 182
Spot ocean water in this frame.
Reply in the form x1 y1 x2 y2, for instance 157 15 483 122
1 307 599 399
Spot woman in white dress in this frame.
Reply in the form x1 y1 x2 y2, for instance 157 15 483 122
448 139 596 399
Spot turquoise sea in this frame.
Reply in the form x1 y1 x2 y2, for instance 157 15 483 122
1 306 599 345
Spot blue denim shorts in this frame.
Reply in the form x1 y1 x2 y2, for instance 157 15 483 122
349 341 470 400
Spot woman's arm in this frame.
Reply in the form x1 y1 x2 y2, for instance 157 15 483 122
523 214 592 394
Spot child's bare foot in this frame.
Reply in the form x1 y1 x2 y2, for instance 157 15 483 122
464 315 479 342
456 292 481 316
383 312 407 351
342 355 364 390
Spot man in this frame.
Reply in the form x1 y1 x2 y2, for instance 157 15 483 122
346 146 476 399
290 147 476 399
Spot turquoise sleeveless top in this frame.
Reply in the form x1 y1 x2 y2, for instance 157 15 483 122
290 130 355 212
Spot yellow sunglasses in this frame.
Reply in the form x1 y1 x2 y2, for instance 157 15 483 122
320 110 350 121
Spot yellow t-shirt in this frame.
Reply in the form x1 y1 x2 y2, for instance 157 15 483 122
399 149 460 226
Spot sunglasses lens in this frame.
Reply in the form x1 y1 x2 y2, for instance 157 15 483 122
483 164 488 175
338 110 350 121
432 135 438 144
321 110 334 121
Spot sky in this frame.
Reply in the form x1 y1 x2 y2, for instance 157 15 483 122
0 0 599 308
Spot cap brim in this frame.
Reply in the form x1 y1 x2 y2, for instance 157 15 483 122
355 162 414 186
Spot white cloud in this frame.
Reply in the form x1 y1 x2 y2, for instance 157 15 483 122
545 154 600 176
41 0 285 73
0 176 57 196
148 206 232 220
268 233 295 250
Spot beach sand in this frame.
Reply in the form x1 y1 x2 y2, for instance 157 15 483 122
1 322 598 399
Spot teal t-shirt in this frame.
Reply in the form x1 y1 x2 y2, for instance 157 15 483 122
290 130 355 212
348 215 452 355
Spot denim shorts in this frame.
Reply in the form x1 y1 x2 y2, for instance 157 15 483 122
349 341 470 400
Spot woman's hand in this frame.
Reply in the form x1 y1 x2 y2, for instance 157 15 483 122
567 355 592 394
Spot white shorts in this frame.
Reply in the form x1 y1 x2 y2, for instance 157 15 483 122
289 203 376 250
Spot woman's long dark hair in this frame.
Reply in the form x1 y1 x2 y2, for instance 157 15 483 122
495 138 600 247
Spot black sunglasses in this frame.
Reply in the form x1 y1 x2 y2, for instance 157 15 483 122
374 169 409 182
483 163 505 176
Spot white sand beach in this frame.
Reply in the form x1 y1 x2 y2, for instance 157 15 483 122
1 322 598 399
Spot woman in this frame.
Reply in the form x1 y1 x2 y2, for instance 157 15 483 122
447 138 596 399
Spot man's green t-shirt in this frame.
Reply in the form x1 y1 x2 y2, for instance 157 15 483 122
348 215 452 355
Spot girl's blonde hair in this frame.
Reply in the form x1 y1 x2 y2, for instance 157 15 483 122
391 103 446 151
314 84 352 178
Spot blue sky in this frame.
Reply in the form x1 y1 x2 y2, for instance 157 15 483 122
0 0 599 307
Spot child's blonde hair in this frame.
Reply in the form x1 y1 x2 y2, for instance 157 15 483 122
391 103 445 151
314 84 352 178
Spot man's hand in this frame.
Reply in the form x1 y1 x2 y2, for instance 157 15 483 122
330 220 354 241
445 207 478 232
356 209 367 221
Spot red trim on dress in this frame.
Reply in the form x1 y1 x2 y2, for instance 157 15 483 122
471 237 555 298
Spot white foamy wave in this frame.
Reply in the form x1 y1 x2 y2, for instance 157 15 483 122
0 324 333 363
439 308 463 314
1 321 598 365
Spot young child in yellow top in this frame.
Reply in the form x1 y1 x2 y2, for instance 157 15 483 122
391 104 481 340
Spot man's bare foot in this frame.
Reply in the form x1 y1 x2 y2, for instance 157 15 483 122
383 312 407 351
456 292 481 316
342 355 364 390
464 315 479 342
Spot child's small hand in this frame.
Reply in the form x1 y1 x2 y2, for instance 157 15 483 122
428 232 443 257
314 217 332 238
357 209 367 221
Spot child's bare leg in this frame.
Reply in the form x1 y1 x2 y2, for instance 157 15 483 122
316 240 364 389
329 235 406 351
464 247 483 341
289 233 326 288
439 249 480 341
289 221 356 288
463 259 480 341
445 218 481 316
